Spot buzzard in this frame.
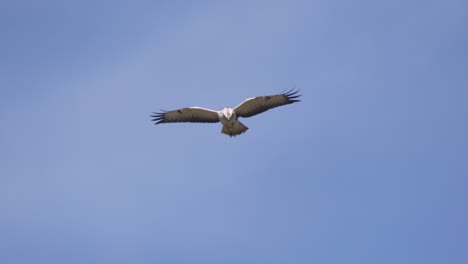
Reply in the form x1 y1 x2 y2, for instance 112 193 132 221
151 89 301 137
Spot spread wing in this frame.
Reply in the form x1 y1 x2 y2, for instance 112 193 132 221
151 107 219 124
234 89 301 118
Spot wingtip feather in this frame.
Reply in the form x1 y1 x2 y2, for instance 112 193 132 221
282 88 301 103
150 111 167 124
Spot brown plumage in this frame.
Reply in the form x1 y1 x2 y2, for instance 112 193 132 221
151 89 301 137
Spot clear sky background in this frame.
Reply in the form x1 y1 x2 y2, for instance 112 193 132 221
1 1 467 263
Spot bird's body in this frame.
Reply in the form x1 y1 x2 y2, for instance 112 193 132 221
151 89 301 137
217 107 249 136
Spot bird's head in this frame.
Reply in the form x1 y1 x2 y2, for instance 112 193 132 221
223 107 234 120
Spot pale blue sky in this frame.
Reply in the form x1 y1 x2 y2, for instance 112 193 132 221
1 1 468 263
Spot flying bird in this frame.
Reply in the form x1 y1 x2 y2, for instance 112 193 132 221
151 89 301 137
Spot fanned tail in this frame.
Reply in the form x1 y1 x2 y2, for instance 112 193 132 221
221 121 248 137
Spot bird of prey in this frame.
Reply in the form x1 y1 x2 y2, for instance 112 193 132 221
151 89 301 137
